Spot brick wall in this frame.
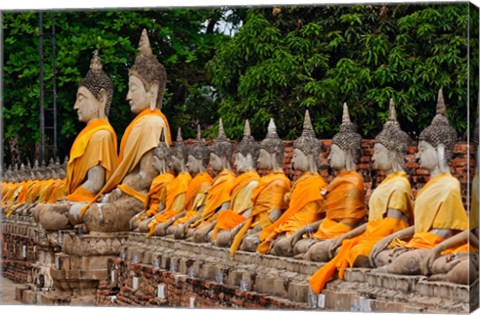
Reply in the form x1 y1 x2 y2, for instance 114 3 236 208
96 258 306 309
1 232 37 283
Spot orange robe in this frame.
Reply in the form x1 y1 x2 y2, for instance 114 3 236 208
65 119 118 202
144 172 175 217
229 171 290 256
172 172 213 226
310 171 413 294
80 108 171 217
257 172 327 254
189 169 236 228
209 170 260 239
312 170 367 240
146 172 192 235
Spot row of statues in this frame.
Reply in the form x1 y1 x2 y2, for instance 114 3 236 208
1 29 478 296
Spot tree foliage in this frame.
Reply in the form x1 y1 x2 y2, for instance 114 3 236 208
208 4 478 141
2 4 478 166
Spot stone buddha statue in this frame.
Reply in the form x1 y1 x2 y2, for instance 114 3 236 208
154 125 213 237
417 116 480 285
145 128 192 236
131 129 174 232
78 29 172 233
228 118 291 255
369 89 468 275
33 50 118 231
291 103 367 261
256 110 327 256
193 120 260 243
172 118 236 240
309 99 415 294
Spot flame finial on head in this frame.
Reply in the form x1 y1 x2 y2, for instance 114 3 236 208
90 50 103 71
244 119 251 137
436 88 446 116
388 98 397 122
138 29 153 56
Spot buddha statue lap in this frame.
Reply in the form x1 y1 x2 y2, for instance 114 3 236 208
33 50 118 231
369 89 469 275
78 29 171 233
309 99 415 294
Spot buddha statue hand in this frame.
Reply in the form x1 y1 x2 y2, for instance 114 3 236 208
130 211 146 230
420 248 442 276
69 201 89 225
328 236 345 259
369 235 395 267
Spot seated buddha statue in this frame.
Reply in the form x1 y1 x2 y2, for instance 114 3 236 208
417 117 479 285
228 118 291 255
33 50 118 231
171 119 236 239
131 129 174 232
309 99 414 294
153 125 213 237
289 103 367 261
369 89 468 275
144 128 192 236
77 29 172 232
256 110 327 256
193 120 260 243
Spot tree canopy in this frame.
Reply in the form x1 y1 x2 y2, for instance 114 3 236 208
2 4 478 166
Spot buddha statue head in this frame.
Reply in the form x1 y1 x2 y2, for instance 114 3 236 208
234 120 259 173
293 110 321 173
153 129 171 174
127 29 167 113
187 125 209 174
417 89 457 176
258 118 284 173
171 128 188 173
75 50 114 123
372 99 412 173
209 118 233 172
330 103 362 171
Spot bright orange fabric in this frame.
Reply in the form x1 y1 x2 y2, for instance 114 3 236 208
145 172 175 217
66 186 97 202
309 217 409 294
81 109 170 217
257 172 326 254
47 180 66 203
65 119 118 197
117 183 149 206
229 172 290 257
190 169 236 227
165 172 192 213
185 172 213 211
212 210 248 239
209 170 259 239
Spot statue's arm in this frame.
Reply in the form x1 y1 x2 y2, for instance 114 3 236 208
81 165 106 194
329 222 368 253
290 219 323 245
123 149 157 191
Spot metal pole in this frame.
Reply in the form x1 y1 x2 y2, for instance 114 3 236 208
51 12 57 159
38 11 45 163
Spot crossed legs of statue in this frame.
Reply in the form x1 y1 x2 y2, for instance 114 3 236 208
240 231 261 252
193 221 217 243
372 248 429 275
429 252 477 285
34 202 73 231
82 191 143 232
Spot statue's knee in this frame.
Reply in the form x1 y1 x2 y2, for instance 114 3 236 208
305 241 331 262
214 231 231 247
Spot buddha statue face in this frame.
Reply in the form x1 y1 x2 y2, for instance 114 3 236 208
153 153 169 173
235 152 254 173
126 75 158 114
74 86 105 123
416 141 439 172
328 144 346 170
209 152 224 171
292 149 309 172
187 155 203 174
372 143 392 171
257 148 273 170
171 155 183 172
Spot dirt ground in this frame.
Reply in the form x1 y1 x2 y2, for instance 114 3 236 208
0 275 24 305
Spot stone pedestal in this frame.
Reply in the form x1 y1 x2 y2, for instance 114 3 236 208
44 231 128 305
